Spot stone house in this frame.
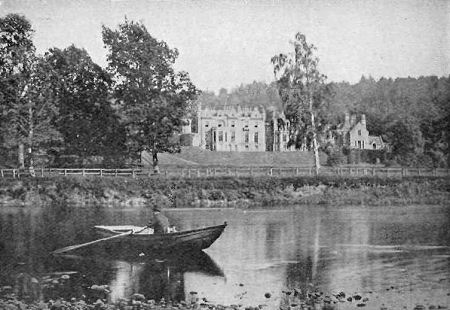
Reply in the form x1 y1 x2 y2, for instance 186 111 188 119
334 113 386 150
180 105 296 152
193 105 266 152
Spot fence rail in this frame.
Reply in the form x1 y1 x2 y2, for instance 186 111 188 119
0 167 449 179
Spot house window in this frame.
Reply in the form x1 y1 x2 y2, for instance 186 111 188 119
358 141 361 149
254 132 258 143
231 121 235 128
231 131 235 142
225 132 227 142
245 145 249 150
373 143 377 150
358 130 361 136
218 124 222 128
218 131 223 142
245 132 249 143
282 134 287 142
255 125 258 128
362 141 365 149
205 122 209 128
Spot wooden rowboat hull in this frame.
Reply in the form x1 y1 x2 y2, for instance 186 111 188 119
93 222 227 255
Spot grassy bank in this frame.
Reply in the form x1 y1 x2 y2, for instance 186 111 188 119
0 175 448 207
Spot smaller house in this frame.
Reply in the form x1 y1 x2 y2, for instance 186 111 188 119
335 113 386 150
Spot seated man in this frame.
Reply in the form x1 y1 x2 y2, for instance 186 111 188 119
148 206 170 234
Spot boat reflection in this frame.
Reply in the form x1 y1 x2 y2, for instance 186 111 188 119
50 250 225 303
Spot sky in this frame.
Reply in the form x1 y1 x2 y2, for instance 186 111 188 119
1 0 449 92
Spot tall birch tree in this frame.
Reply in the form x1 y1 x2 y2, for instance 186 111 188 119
271 33 327 174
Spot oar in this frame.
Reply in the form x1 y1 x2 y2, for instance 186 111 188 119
52 230 133 255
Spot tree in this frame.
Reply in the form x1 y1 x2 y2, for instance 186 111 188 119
271 33 327 174
0 14 60 170
44 45 126 166
102 19 198 172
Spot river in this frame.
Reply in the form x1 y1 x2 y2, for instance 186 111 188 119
0 204 449 309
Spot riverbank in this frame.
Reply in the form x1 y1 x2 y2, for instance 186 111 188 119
1 284 448 310
0 175 448 207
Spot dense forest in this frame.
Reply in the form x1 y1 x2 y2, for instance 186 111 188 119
1 14 448 169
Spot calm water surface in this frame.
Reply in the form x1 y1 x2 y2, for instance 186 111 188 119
0 204 449 309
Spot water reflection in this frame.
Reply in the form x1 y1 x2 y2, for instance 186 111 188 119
0 205 449 309
1 250 224 304
49 250 224 303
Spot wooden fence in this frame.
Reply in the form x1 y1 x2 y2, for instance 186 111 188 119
0 166 449 179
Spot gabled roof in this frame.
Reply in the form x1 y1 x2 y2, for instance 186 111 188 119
368 135 384 145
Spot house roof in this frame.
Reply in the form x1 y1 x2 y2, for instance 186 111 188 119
368 135 384 145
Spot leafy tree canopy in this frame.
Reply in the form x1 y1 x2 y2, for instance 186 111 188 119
102 19 198 170
44 45 126 164
0 14 60 169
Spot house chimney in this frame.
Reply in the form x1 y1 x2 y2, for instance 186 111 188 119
361 114 366 127
350 114 356 126
344 112 350 127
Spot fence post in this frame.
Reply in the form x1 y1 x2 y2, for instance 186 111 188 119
418 168 421 177
213 168 217 177
235 168 238 177
64 169 67 176
296 168 299 175
132 169 136 178
82 169 85 176
0 170 3 178
100 169 103 177
269 168 273 176
41 168 44 177
115 169 118 177
188 169 191 178
309 167 312 176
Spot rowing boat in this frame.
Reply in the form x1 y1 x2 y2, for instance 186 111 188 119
93 222 227 254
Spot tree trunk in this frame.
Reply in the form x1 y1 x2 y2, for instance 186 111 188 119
28 105 35 176
18 144 25 168
152 150 160 174
309 98 320 175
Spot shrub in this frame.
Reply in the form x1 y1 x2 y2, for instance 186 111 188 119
327 149 347 166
